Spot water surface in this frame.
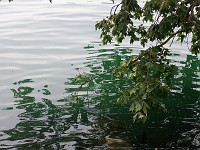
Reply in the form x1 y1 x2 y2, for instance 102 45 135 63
0 0 199 149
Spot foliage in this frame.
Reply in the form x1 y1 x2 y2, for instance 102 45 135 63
95 0 200 122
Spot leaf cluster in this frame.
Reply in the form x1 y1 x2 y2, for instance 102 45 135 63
115 46 176 122
95 0 200 122
96 0 200 53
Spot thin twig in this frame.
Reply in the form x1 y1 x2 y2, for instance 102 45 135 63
110 2 122 15
159 30 182 47
186 34 190 50
128 29 183 65
186 0 200 21
169 36 175 47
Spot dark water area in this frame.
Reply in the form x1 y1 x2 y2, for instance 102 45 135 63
0 47 199 149
0 0 199 149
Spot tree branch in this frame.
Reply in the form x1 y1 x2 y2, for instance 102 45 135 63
127 29 182 67
158 30 182 47
110 2 122 15
186 0 200 21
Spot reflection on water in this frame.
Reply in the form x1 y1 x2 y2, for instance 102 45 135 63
1 80 72 149
0 0 199 149
0 47 134 149
0 46 199 149
166 55 200 148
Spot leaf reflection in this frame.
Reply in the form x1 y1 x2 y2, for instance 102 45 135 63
1 79 73 149
0 47 199 149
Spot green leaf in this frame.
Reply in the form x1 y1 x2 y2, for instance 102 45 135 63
129 88 136 95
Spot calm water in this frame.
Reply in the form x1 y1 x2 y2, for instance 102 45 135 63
0 0 199 149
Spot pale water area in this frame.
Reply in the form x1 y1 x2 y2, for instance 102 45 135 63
0 0 199 149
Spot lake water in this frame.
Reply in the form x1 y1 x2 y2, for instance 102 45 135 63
0 0 199 149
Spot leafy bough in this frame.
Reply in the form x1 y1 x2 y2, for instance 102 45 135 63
95 0 200 122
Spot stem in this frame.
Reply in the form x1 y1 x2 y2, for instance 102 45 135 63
129 29 182 66
159 30 182 47
186 0 200 20
110 2 122 15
